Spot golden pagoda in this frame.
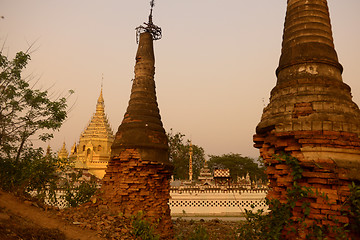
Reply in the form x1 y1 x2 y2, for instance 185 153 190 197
73 87 115 178
58 142 69 160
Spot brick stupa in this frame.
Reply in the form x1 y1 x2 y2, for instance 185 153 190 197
254 0 360 238
100 12 173 239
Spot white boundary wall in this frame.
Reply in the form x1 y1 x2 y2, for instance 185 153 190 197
170 188 268 217
34 187 269 218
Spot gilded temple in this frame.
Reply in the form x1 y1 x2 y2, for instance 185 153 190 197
69 87 115 178
58 142 69 160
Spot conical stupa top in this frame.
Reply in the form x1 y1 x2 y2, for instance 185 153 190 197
46 144 51 155
256 0 360 136
70 142 77 155
98 87 104 104
58 142 69 159
276 0 342 76
45 144 52 158
112 31 169 164
96 87 105 114
81 88 114 140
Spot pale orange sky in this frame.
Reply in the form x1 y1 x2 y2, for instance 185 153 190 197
2 0 360 158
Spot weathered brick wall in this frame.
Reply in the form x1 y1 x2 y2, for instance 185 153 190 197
98 30 173 239
254 1 360 238
101 148 173 239
254 130 359 238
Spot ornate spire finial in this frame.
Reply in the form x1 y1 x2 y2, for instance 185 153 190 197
189 140 193 181
149 0 155 20
136 0 162 43
101 73 104 89
46 144 51 156
98 75 104 105
58 141 69 159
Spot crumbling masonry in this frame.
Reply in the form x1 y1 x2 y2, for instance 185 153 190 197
254 0 360 238
100 31 173 238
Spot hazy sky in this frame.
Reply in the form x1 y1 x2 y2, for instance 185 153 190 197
2 0 360 159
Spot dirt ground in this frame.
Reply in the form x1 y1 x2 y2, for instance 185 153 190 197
0 190 104 240
0 190 242 240
173 218 240 240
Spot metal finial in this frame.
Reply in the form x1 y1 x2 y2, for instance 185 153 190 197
101 73 104 88
150 0 155 14
135 0 162 43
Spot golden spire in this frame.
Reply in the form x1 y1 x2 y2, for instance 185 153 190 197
45 144 52 157
58 141 69 159
96 86 104 113
98 74 104 104
189 141 193 181
81 86 114 140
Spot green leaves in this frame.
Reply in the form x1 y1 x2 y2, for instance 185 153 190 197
189 225 209 240
131 211 160 240
167 129 205 180
0 147 60 195
207 153 267 182
347 182 360 235
0 50 72 159
0 50 75 205
62 170 98 208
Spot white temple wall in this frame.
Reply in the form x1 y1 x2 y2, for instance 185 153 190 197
170 189 268 217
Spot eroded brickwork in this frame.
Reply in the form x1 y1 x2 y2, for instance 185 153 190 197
60 28 173 239
98 30 173 239
254 0 360 238
101 149 173 239
254 131 359 238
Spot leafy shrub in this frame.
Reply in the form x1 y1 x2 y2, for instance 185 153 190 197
0 48 74 205
237 200 291 240
348 182 360 235
0 147 98 208
62 170 98 207
0 148 62 196
189 225 209 240
131 211 160 240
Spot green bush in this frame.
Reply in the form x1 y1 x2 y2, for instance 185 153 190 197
0 148 62 196
0 147 98 208
131 211 160 240
348 182 360 235
0 49 74 205
189 225 209 240
62 170 98 207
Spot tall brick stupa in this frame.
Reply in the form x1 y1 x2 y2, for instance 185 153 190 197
100 2 173 238
254 0 360 237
